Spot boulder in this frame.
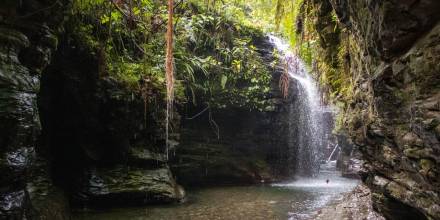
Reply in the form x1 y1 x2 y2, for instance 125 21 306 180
76 166 184 207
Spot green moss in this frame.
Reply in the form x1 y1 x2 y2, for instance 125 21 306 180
0 28 30 48
419 159 434 173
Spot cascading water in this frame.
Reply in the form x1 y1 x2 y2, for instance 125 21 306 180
269 35 325 177
268 36 359 220
74 36 360 220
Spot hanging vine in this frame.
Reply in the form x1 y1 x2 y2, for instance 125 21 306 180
165 0 174 160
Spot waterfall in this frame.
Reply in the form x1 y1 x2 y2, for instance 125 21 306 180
269 36 327 177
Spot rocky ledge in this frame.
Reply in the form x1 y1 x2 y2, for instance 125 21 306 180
313 185 385 220
76 166 185 207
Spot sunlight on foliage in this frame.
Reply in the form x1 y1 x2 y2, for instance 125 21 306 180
70 0 275 111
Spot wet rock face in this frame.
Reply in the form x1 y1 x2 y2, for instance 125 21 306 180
77 166 184 207
172 40 295 186
38 35 184 207
318 0 440 219
0 0 71 219
329 0 440 59
313 184 385 220
1 0 183 215
173 107 290 186
0 190 28 219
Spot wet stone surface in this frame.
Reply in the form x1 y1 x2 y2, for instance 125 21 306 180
76 166 184 207
313 184 385 220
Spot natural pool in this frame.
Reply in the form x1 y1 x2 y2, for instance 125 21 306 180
73 162 359 220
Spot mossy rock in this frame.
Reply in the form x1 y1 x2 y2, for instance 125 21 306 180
26 159 70 220
435 124 440 138
0 28 29 49
419 159 434 175
403 148 434 160
76 166 184 207
128 148 167 168
0 190 29 219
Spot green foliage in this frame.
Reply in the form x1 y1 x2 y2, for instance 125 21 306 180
70 0 273 110
69 0 354 110
174 10 272 110
268 0 351 102
71 0 183 102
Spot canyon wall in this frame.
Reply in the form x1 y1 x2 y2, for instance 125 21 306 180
0 0 71 218
1 1 184 218
310 0 440 219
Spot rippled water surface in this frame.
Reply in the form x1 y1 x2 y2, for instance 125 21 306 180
73 162 358 220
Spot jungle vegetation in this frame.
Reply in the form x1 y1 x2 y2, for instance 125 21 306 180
70 0 347 112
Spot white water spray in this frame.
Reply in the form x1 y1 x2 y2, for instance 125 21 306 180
269 35 326 176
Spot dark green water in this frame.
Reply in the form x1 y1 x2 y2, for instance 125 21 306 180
73 162 359 220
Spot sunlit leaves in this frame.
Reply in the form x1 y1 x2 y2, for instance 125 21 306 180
173 8 272 110
220 75 228 89
72 0 275 110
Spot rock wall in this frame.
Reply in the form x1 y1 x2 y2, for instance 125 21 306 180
38 30 184 207
173 106 290 186
172 39 295 186
0 0 71 219
310 0 440 219
0 1 184 218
